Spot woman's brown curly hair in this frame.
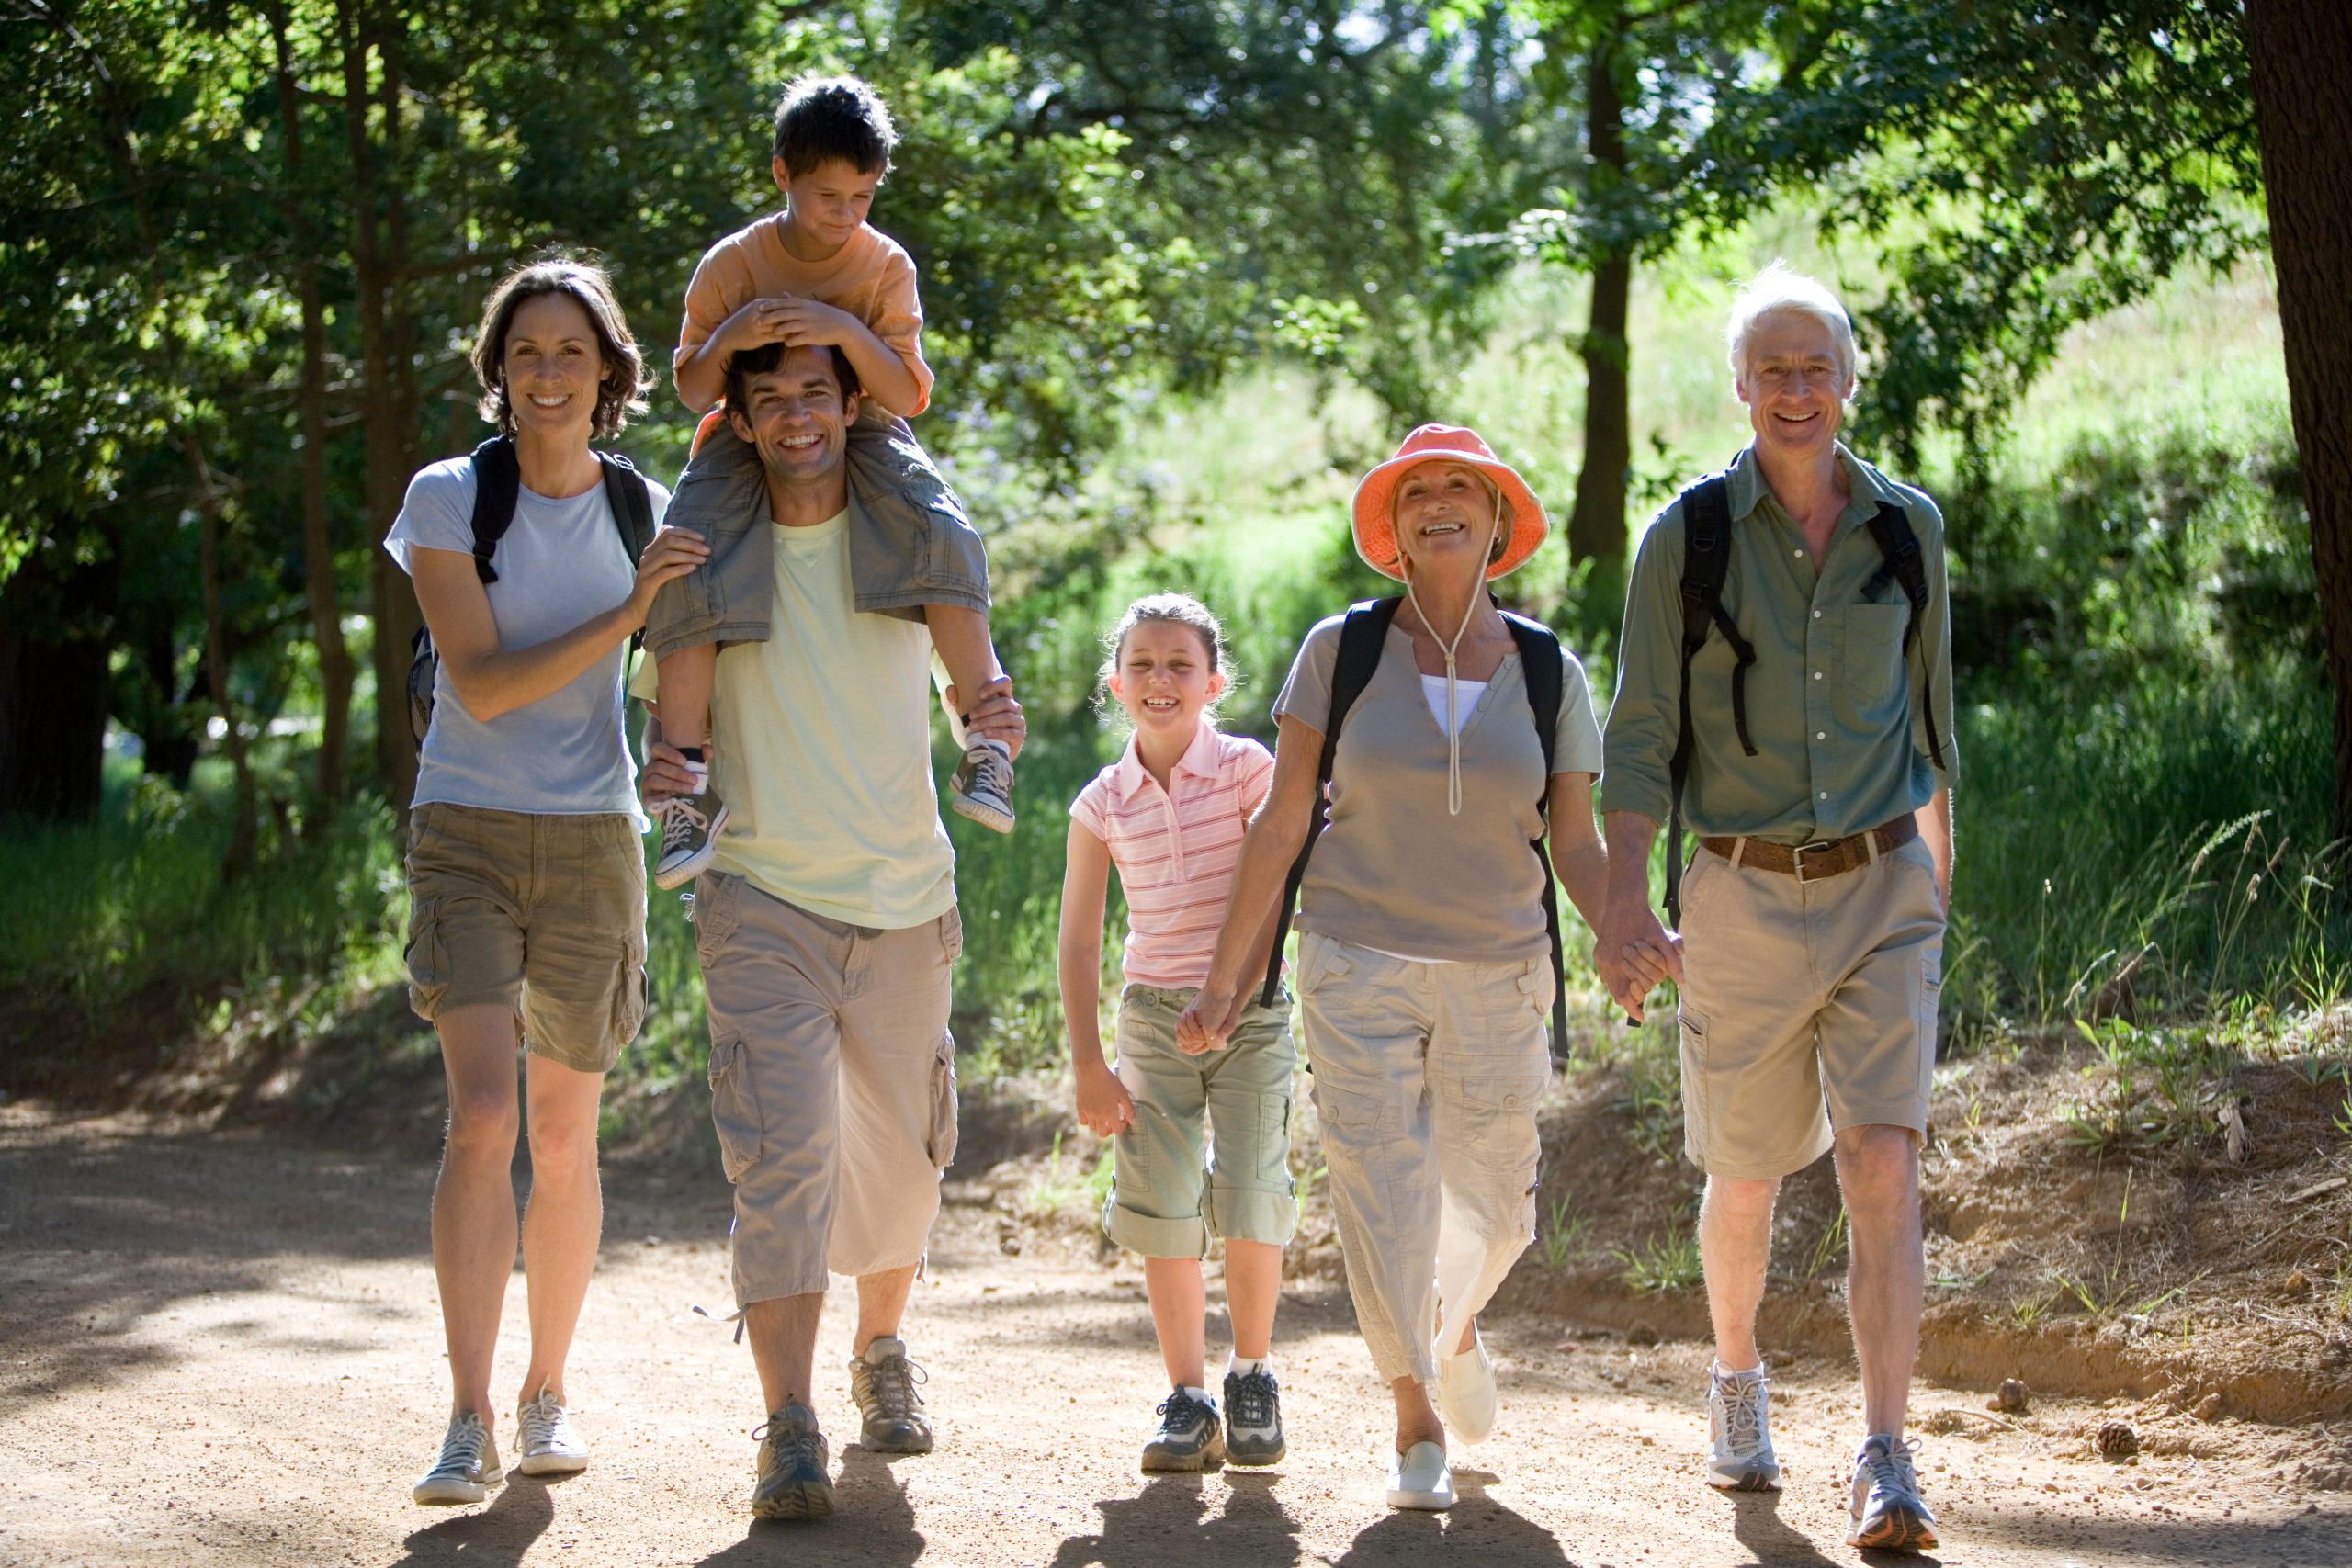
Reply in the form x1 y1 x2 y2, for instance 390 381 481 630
470 254 651 440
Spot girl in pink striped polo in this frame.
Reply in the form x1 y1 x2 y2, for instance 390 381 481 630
1057 592 1297 1474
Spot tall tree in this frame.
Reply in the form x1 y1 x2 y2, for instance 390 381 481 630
2243 0 2352 843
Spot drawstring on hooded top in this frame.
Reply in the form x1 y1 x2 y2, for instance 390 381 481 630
1398 485 1505 816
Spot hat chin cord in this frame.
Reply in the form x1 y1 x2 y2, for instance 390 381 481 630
1398 488 1503 816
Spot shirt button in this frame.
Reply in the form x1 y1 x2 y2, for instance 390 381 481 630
1814 671 1824 680
1819 791 1829 800
1814 610 1822 618
1817 731 1827 739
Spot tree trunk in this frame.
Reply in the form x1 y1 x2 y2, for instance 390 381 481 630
185 434 261 882
2244 0 2352 846
271 3 353 835
0 536 116 821
1567 23 1633 573
341 0 421 809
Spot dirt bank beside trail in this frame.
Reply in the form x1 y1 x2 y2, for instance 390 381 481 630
5 1107 2352 1567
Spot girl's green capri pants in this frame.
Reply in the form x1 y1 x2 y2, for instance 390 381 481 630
1105 984 1298 1258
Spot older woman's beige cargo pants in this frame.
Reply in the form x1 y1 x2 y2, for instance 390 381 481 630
1295 929 1554 1385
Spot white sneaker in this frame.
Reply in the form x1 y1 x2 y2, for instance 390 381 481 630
413 1411 503 1506
515 1383 590 1477
1849 1433 1939 1551
1705 1362 1781 1491
1385 1440 1455 1510
1434 1322 1498 1444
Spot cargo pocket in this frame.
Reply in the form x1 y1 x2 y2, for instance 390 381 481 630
403 896 449 1021
707 1037 762 1183
925 1032 961 1169
612 927 650 1047
692 874 739 969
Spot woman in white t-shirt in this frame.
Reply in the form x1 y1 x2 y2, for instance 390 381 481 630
385 258 704 1506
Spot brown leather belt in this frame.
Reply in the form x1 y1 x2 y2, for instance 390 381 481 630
1700 815 1919 883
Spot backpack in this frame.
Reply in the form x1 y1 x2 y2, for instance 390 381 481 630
1258 595 1574 1065
1661 471 1948 924
407 436 657 750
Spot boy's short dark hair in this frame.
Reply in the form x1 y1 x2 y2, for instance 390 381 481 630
772 75 897 175
723 341 862 416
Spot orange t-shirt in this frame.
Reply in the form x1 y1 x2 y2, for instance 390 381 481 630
675 215 935 416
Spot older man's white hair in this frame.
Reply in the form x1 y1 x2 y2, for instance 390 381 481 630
1724 261 1858 384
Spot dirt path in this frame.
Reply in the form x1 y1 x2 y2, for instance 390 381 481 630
3 1107 2348 1567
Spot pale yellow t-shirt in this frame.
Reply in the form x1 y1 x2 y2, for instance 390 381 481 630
631 511 955 929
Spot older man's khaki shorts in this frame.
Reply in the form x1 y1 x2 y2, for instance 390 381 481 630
1676 835 1946 1180
403 802 649 1074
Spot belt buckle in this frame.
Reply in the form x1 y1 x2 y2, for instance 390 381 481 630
1793 840 1838 883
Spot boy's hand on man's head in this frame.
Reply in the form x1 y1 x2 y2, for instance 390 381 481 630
763 297 860 349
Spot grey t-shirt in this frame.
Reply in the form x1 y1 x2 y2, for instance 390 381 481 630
385 457 671 820
1272 615 1605 964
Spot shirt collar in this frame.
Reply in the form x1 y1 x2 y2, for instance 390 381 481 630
1724 441 1894 533
1109 722 1221 802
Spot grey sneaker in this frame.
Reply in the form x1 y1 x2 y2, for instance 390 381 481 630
752 1404 833 1519
1141 1387 1225 1472
849 1337 933 1454
515 1383 589 1476
1222 1366 1285 1466
413 1411 503 1506
1848 1433 1939 1551
653 782 728 890
1705 1362 1781 1491
949 737 1014 833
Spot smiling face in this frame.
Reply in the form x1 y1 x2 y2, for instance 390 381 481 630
773 155 880 261
502 291 604 445
728 344 860 487
1391 460 1502 582
1735 309 1855 465
1108 619 1224 744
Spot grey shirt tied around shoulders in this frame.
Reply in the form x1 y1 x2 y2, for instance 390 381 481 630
1601 441 1958 847
1272 615 1605 965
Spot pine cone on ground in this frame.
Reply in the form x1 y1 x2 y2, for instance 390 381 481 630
2096 1422 2139 1461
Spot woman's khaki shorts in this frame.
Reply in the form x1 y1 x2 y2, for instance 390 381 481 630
403 802 649 1074
1106 984 1298 1258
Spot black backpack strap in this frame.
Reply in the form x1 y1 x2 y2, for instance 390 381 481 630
1261 597 1403 1009
1860 502 1947 772
595 450 657 654
467 436 521 584
1665 473 1750 927
1502 610 1573 1066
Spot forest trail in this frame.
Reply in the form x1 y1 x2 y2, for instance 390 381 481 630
3 1106 2347 1568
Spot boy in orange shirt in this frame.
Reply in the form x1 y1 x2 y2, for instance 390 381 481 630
645 75 1012 887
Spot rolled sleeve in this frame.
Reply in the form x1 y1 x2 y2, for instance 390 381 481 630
1913 498 1961 795
1599 507 1685 825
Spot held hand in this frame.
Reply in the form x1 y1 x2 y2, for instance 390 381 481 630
950 676 1026 761
1174 983 1240 1055
640 737 706 811
1073 1062 1136 1138
623 525 708 626
1594 896 1681 1024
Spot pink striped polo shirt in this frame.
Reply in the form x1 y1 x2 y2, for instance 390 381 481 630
1069 722 1276 989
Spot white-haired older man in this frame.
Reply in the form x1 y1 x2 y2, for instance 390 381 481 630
1595 264 1955 1552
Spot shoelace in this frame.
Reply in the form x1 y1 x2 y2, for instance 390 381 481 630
1226 1370 1278 1432
1715 1372 1766 1452
431 1416 488 1477
1860 1436 1921 1499
965 742 1012 800
517 1389 569 1452
1154 1388 1214 1431
863 1353 927 1420
752 1416 824 1473
661 798 710 855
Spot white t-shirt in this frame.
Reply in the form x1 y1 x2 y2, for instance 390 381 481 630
630 510 956 929
386 457 670 822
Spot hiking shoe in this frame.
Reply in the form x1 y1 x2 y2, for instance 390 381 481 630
653 783 729 890
751 1404 833 1519
413 1411 503 1506
1222 1366 1286 1466
1434 1322 1498 1445
1705 1362 1781 1492
948 737 1015 834
515 1383 589 1477
849 1337 934 1454
1385 1440 1455 1510
1141 1387 1225 1472
1849 1433 1939 1551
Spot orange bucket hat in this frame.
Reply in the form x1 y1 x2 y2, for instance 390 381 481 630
1351 424 1547 581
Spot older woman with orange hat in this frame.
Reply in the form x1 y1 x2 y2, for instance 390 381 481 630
1180 425 1671 1508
